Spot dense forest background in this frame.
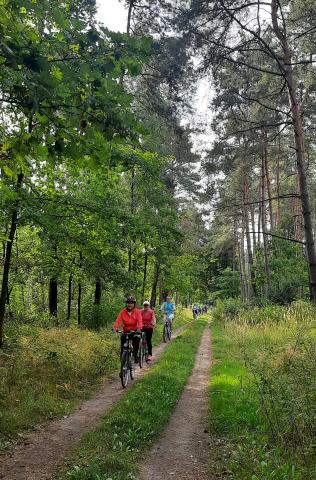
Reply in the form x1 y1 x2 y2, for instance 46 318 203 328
1 0 316 346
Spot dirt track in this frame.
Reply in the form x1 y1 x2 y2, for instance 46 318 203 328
139 325 213 480
0 329 184 480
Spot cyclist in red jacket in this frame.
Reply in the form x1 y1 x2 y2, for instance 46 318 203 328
140 300 156 361
113 296 142 362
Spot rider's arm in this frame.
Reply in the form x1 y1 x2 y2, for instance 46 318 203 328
136 310 143 331
113 310 123 330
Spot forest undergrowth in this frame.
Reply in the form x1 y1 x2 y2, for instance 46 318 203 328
210 300 316 480
0 308 191 452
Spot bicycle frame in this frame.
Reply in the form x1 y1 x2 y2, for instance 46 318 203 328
117 330 139 388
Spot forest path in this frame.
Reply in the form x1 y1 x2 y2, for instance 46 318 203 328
139 324 213 480
0 327 185 480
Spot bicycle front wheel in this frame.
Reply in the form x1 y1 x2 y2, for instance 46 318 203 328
120 351 129 388
129 350 135 379
143 339 149 363
163 324 168 343
168 322 172 340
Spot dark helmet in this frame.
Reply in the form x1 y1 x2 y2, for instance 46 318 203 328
125 295 136 304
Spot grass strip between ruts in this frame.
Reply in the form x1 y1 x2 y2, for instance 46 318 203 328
54 318 207 480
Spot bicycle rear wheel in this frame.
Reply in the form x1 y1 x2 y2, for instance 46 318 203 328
120 351 129 388
138 340 143 368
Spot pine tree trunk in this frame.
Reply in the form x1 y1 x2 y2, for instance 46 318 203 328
275 136 281 228
294 175 302 242
239 225 247 301
250 204 256 251
261 149 271 293
271 0 316 302
242 178 256 296
258 170 263 245
0 173 24 347
263 129 273 229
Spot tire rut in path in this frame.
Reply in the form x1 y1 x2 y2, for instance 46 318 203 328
0 328 184 480
139 325 212 480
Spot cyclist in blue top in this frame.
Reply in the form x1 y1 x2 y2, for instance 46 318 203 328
161 295 176 326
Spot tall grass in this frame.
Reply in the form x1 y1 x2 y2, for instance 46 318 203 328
0 325 119 450
0 308 193 451
210 300 316 480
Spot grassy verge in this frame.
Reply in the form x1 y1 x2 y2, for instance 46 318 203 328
54 318 207 480
209 301 316 480
0 308 193 452
0 325 120 451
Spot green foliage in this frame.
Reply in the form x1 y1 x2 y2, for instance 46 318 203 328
213 268 241 299
212 298 245 322
254 241 309 304
210 301 316 479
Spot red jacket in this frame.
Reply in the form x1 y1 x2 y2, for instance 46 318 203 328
140 308 156 328
114 308 143 332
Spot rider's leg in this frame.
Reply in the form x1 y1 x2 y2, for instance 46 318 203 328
132 333 140 361
120 333 127 358
144 327 153 356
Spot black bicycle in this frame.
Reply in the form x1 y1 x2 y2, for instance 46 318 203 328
163 314 172 342
118 330 139 388
139 331 149 368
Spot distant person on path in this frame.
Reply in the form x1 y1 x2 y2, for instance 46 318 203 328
113 296 142 362
161 295 176 326
192 304 199 319
140 300 156 362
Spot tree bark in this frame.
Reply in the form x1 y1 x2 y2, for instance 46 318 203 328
141 250 148 303
275 135 281 228
78 282 82 326
67 274 72 325
78 252 83 325
49 277 58 322
239 225 247 301
150 261 160 307
127 0 135 36
0 173 24 347
261 147 271 294
271 0 316 302
293 174 302 242
94 277 102 305
262 128 273 229
242 178 256 296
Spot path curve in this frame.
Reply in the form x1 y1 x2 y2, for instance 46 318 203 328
0 328 185 480
139 325 212 480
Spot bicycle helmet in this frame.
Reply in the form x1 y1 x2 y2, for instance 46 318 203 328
125 295 136 304
143 300 150 306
